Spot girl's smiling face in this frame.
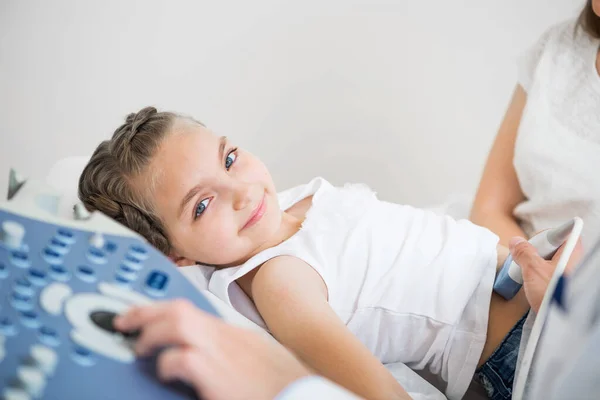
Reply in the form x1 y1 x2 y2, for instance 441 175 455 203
139 121 282 266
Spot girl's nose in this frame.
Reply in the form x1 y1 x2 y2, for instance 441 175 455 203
232 181 253 211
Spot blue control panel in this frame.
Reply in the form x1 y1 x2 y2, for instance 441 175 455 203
0 180 219 400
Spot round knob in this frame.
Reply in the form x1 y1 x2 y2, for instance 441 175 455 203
29 345 58 376
89 232 105 249
2 387 31 400
90 310 140 339
73 203 91 220
17 366 46 398
1 221 25 249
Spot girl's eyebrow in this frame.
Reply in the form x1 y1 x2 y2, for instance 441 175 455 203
178 136 227 218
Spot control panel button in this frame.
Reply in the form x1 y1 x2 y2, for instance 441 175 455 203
29 345 58 376
39 326 60 347
49 265 71 282
76 266 96 283
16 366 46 398
55 228 76 245
144 271 169 297
127 244 149 261
40 282 73 316
73 203 91 221
0 317 17 336
70 329 133 364
116 265 138 282
42 247 63 266
70 346 96 367
65 292 135 364
121 254 143 271
86 248 107 265
89 232 105 249
90 310 120 334
2 387 31 400
20 311 41 329
47 237 70 255
14 278 34 296
1 221 25 249
114 275 132 286
10 251 30 269
0 262 8 279
104 241 117 253
27 269 47 286
90 311 140 339
10 291 34 311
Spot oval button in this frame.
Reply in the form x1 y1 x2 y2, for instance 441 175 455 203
76 266 96 283
55 229 76 245
86 248 107 265
28 269 47 286
127 245 149 261
42 248 63 266
48 237 70 255
10 251 30 268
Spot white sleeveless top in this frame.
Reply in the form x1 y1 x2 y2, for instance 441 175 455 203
209 178 499 399
514 19 600 253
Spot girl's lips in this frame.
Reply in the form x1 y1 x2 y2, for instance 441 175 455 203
243 194 266 230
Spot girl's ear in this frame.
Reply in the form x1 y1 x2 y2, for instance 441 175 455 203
168 252 196 267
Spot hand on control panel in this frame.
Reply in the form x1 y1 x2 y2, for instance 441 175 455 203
115 299 311 400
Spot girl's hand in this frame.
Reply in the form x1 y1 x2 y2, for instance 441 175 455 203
114 299 310 400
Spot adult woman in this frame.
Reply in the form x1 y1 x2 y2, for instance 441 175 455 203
471 0 600 254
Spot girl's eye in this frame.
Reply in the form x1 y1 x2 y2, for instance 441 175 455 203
194 198 210 219
225 150 237 170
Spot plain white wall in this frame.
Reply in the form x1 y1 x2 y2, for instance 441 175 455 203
0 0 582 207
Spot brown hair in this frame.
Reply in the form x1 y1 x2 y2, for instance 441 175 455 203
578 0 600 39
78 106 202 255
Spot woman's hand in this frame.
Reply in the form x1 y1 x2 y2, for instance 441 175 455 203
509 236 583 312
114 299 311 400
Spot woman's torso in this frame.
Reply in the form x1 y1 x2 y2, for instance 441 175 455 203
514 19 600 253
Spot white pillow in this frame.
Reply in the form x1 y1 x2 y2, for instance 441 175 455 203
179 266 269 335
45 156 90 219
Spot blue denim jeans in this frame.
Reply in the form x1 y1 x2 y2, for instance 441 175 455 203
475 312 528 400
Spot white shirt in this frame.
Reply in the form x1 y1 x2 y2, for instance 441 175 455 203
514 18 600 255
276 375 442 400
280 241 600 400
276 377 361 400
209 177 499 399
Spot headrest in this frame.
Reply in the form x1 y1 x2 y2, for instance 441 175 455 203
45 156 90 219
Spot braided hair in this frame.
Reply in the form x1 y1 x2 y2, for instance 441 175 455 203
78 106 203 255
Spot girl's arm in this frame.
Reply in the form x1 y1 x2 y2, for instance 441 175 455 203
250 256 411 400
470 85 528 246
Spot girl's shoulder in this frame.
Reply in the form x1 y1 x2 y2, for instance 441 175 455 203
285 195 314 220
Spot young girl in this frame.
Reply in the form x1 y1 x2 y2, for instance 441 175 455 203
79 107 530 400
